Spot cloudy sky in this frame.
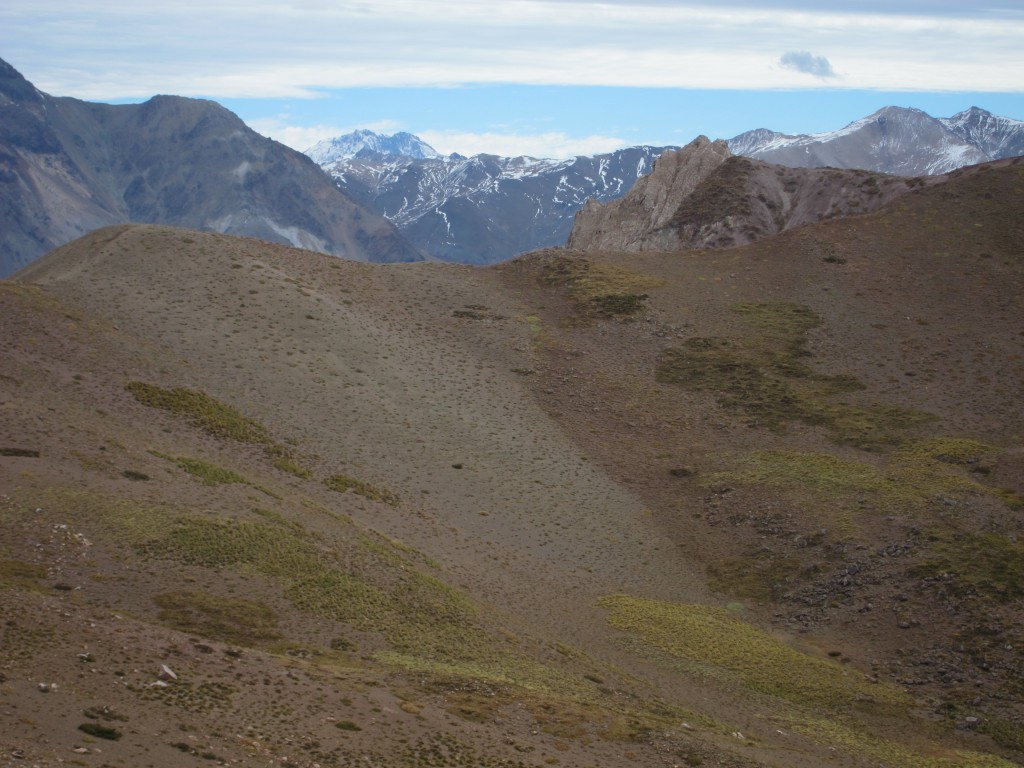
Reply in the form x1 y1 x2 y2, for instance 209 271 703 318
2 0 1022 157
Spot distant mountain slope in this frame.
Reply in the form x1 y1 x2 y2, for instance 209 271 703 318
568 136 929 252
310 131 675 264
0 58 424 276
941 106 1024 159
729 106 1024 176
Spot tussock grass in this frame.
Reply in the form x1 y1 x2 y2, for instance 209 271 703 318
150 451 248 486
127 382 314 477
325 474 400 506
540 255 664 318
126 381 271 444
154 591 281 645
704 438 1008 529
599 594 910 713
656 302 935 449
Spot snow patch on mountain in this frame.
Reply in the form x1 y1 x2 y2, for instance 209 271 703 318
305 130 441 164
729 106 1023 176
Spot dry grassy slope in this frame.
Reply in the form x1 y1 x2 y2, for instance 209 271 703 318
498 156 1024 751
0 153 1021 768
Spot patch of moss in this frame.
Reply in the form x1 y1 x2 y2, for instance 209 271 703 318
325 474 400 506
896 437 999 467
705 442 1009 528
980 717 1024 753
656 302 935 449
599 594 911 714
154 591 281 645
151 452 249 486
910 532 1024 602
706 554 806 603
126 382 271 445
0 447 39 458
0 559 48 592
788 714 1017 768
540 256 663 318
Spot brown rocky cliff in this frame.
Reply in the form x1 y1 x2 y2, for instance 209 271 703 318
567 136 731 251
568 135 931 252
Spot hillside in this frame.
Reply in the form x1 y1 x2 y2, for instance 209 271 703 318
0 58 424 277
1 156 1023 767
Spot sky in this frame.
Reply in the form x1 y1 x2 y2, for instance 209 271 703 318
2 0 1023 158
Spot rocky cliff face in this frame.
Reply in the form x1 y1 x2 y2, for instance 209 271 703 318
567 136 731 251
0 58 424 276
568 137 931 252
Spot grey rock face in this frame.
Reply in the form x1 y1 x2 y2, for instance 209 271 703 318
0 59 424 277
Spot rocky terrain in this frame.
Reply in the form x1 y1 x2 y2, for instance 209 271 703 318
0 58 424 277
1 149 1022 767
568 136 935 252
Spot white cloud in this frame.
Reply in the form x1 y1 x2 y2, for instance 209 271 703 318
416 130 628 159
3 1 1023 97
779 51 837 79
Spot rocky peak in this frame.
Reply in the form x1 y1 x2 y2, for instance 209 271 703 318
567 136 731 251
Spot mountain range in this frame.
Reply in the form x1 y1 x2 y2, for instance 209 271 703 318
0 58 424 277
2 146 1022 766
729 105 1024 176
314 140 672 264
3 53 1023 276
310 106 1024 264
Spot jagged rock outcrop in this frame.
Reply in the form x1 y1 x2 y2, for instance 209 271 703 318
568 137 930 252
567 136 731 251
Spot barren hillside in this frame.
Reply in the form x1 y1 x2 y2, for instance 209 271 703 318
1 156 1023 767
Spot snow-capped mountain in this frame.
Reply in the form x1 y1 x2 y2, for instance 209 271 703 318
729 107 1022 176
309 134 675 264
305 130 441 165
940 107 1024 160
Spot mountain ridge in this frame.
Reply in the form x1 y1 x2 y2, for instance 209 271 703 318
729 105 1023 175
313 136 676 263
0 58 425 277
568 135 941 252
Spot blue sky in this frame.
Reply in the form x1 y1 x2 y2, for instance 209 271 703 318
2 0 1023 158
